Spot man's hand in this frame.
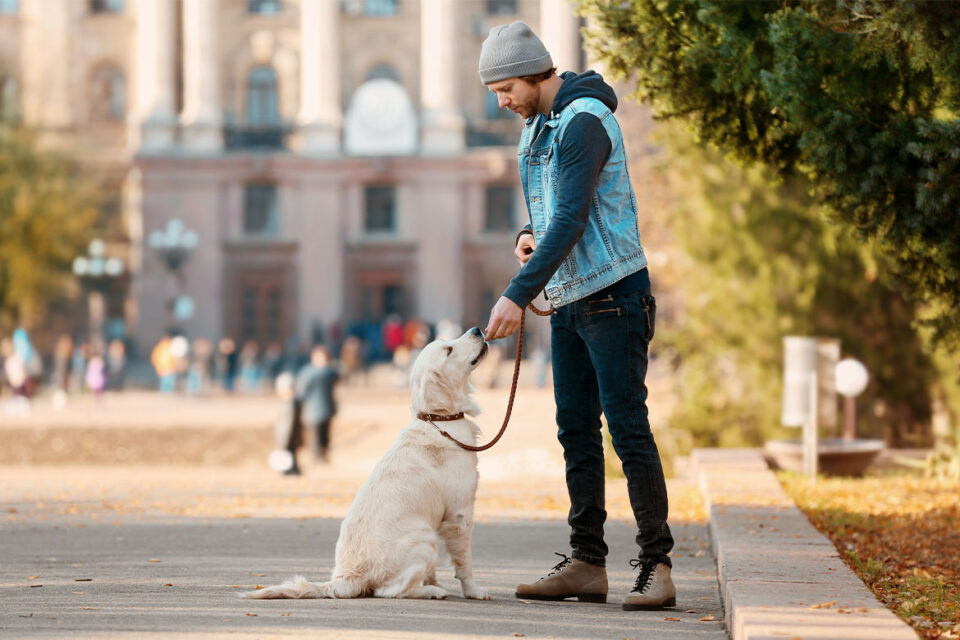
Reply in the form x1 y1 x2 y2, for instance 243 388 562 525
515 233 536 266
484 296 522 341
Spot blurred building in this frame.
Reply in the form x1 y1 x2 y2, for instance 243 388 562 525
0 0 588 352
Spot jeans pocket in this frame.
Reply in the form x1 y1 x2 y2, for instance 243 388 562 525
641 295 656 340
585 294 622 317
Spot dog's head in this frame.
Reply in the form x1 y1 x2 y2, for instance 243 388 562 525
410 327 488 417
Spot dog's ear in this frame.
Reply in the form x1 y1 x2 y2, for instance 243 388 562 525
412 368 457 414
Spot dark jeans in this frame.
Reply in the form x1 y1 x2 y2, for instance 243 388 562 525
551 286 673 567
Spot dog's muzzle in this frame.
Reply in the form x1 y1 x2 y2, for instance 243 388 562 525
471 341 489 366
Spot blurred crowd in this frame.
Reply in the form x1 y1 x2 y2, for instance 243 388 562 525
0 315 517 414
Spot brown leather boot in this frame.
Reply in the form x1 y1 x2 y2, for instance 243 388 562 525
515 553 608 603
622 560 676 610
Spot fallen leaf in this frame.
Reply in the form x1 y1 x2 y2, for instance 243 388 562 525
810 600 837 609
28 576 39 580
74 578 92 582
518 599 532 604
251 573 266 577
699 615 716 621
281 612 292 617
29 584 43 588
246 613 258 617
147 559 162 563
664 617 680 622
162 583 173 587
685 609 697 613
255 585 264 590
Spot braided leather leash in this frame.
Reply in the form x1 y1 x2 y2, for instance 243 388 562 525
420 302 554 452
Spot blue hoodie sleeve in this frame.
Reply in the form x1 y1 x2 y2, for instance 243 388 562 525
502 112 612 308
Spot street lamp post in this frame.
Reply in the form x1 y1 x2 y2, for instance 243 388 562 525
148 218 199 329
72 238 125 353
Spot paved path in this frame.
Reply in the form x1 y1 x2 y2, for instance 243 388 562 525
1 468 725 640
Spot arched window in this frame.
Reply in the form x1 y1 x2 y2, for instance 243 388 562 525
365 64 400 83
246 66 280 126
91 66 126 121
90 0 123 13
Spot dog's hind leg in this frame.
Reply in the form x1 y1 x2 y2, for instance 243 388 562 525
440 514 490 600
373 542 447 599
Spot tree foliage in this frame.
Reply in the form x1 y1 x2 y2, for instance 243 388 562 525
655 124 936 447
0 126 100 330
581 0 960 345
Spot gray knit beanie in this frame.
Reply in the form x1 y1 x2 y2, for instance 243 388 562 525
478 21 554 84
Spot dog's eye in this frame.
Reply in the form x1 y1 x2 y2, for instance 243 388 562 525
444 346 453 357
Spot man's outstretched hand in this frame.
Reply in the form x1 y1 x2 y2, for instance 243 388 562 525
484 296 522 341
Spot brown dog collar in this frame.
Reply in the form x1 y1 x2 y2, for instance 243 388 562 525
417 412 465 422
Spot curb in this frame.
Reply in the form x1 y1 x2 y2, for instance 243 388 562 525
692 448 917 640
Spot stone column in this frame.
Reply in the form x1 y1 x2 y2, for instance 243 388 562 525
419 0 465 155
297 0 342 155
136 0 177 150
181 0 222 152
539 0 583 74
19 0 73 131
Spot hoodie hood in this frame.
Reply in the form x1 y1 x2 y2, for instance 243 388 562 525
550 70 618 116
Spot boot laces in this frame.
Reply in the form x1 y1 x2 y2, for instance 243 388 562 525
540 552 572 581
629 558 657 594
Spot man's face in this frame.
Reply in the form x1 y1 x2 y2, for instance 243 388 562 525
486 77 541 119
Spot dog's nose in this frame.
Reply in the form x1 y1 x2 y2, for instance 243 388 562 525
470 326 483 338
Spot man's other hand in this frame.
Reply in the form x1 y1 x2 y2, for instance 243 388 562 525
515 233 536 266
484 296 522 341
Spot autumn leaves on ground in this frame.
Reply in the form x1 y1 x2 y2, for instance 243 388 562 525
782 473 960 639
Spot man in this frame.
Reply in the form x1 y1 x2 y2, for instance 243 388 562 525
295 345 340 463
480 21 675 611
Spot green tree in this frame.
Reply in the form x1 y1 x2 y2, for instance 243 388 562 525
0 126 100 331
580 0 960 346
656 124 936 447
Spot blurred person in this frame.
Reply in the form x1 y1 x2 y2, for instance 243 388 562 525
383 314 404 355
12 328 42 398
480 23 674 609
70 342 89 394
295 345 340 463
186 338 214 395
238 340 262 393
85 354 107 402
268 371 303 476
170 335 190 389
151 335 177 393
215 338 238 392
50 334 74 407
264 342 284 381
106 339 127 391
339 335 363 384
2 337 30 414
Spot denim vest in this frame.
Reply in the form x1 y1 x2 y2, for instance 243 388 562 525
518 97 647 308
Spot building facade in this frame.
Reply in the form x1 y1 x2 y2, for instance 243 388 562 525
0 0 588 353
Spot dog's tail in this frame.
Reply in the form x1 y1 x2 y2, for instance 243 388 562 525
240 575 360 599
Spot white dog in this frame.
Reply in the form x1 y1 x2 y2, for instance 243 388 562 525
243 327 491 601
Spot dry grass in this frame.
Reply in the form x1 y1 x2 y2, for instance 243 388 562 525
781 472 960 639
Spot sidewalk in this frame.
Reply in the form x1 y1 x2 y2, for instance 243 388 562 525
693 448 918 640
1 391 920 638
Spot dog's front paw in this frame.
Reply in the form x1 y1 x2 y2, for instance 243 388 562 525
461 580 491 600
